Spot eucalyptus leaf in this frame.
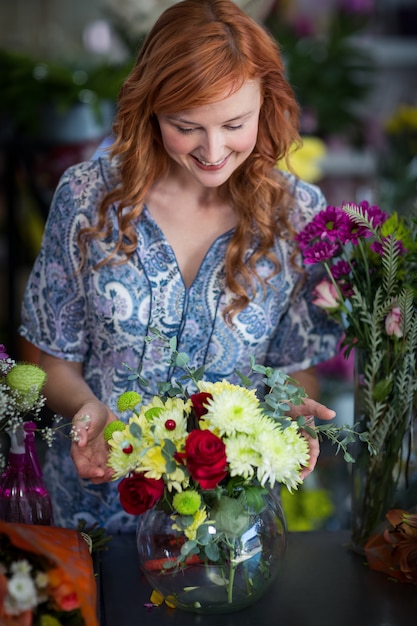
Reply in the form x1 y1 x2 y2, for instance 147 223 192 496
204 542 220 562
180 539 197 555
129 422 142 439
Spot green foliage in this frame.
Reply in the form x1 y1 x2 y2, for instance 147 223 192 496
0 48 133 136
265 11 374 143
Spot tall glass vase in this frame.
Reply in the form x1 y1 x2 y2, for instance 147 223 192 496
350 350 417 551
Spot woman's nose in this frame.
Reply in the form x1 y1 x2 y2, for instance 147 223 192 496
200 130 224 163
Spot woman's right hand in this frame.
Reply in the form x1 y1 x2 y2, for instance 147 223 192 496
70 400 117 483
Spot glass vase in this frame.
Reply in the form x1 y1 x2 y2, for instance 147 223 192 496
0 425 53 525
136 488 287 614
350 350 417 551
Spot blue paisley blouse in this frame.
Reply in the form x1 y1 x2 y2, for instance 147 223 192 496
19 156 341 532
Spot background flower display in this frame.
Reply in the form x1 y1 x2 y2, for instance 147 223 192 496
378 103 417 215
296 201 417 548
105 330 366 611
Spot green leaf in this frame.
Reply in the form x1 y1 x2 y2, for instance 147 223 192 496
180 539 197 555
204 542 220 562
372 378 393 402
196 524 212 545
175 352 189 368
129 422 142 438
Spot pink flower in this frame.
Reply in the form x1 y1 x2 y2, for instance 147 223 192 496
385 307 403 338
312 279 340 311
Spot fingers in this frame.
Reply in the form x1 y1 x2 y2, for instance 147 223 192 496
292 398 336 422
300 434 320 479
70 414 91 445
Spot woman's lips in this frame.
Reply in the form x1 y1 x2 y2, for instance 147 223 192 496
191 154 230 171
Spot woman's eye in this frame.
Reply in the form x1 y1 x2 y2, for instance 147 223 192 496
225 124 243 131
177 127 196 134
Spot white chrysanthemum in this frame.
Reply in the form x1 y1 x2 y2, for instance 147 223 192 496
10 560 31 576
150 401 189 444
254 422 309 491
225 434 260 480
6 573 38 613
139 397 190 443
197 380 262 436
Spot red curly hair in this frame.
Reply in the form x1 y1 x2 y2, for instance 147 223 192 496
79 0 301 319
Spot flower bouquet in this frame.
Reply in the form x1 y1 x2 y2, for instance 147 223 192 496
105 329 365 612
0 520 98 626
364 508 417 586
296 201 417 548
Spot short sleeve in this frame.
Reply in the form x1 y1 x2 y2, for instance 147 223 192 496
19 161 103 361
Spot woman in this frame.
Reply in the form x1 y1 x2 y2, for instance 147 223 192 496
19 0 341 531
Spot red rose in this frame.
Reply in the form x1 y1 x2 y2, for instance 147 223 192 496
184 429 227 489
190 392 213 418
118 474 164 515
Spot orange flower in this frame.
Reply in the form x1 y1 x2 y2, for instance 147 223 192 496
365 508 417 585
47 568 80 612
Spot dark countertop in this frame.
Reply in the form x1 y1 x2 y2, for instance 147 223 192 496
95 530 416 626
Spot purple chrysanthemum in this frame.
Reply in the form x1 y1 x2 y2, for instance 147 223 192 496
312 205 348 243
359 201 389 228
303 240 340 265
330 260 351 280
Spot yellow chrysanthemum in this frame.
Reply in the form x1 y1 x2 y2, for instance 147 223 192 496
141 446 188 491
172 508 208 541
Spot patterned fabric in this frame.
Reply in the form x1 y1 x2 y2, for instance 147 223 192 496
19 156 341 532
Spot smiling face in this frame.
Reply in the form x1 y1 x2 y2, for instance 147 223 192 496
156 80 262 189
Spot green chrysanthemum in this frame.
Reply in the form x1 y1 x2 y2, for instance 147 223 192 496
6 363 46 408
173 489 201 515
104 420 126 442
40 616 63 626
117 391 142 412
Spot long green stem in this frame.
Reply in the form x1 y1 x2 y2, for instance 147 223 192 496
227 547 236 604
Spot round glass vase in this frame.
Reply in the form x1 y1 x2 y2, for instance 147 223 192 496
136 489 287 614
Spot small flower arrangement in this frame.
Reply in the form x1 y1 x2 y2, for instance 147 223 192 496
0 521 98 626
0 345 47 434
104 329 366 607
296 201 417 545
0 345 54 471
